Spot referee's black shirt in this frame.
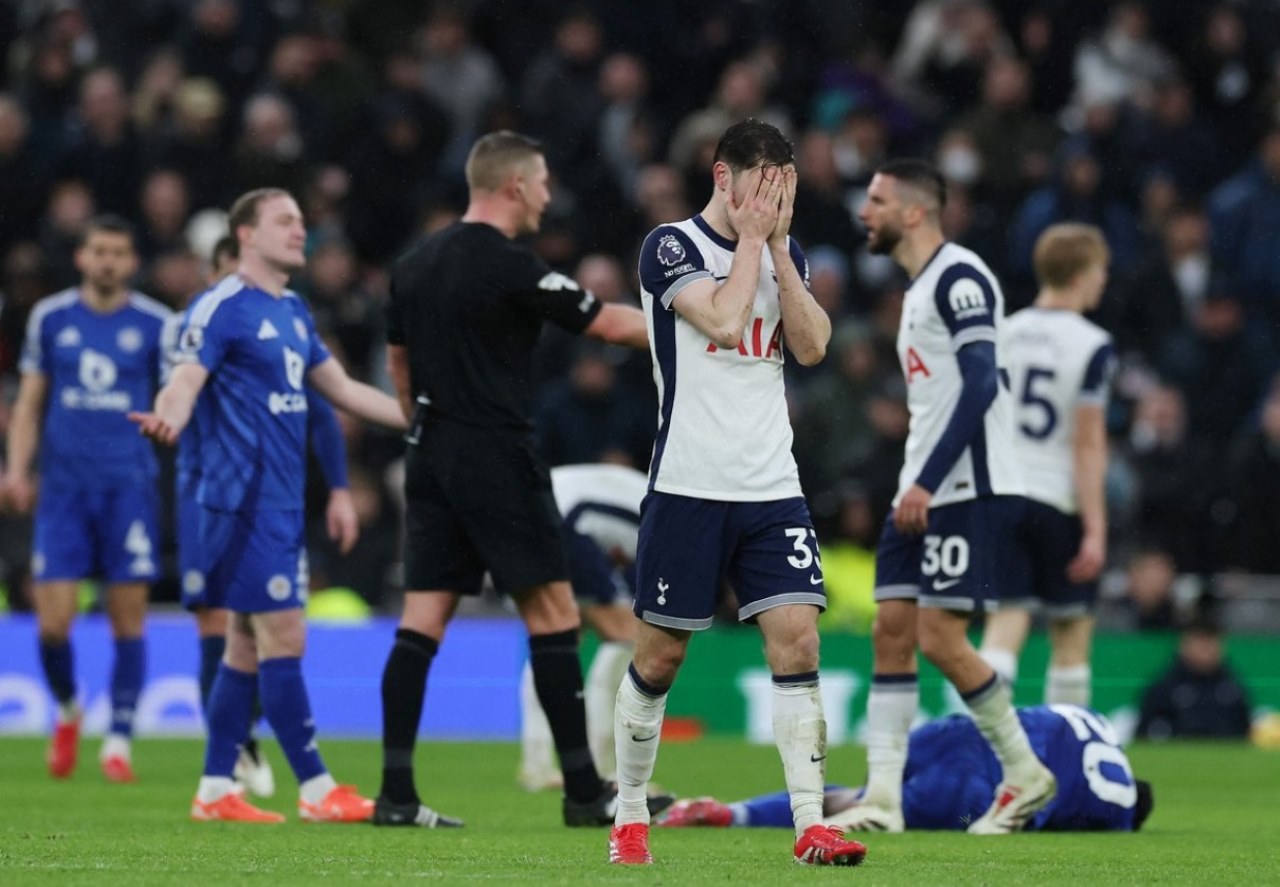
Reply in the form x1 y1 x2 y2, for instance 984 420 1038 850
387 221 603 430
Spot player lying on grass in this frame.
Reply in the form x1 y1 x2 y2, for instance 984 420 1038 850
659 705 1153 833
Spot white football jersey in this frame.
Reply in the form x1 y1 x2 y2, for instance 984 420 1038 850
550 463 647 559
896 242 1024 507
637 216 809 501
1003 308 1115 514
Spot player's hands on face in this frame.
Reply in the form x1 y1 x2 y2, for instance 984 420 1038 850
893 484 932 535
127 411 180 446
1066 533 1105 583
326 487 360 555
768 165 797 248
727 165 782 244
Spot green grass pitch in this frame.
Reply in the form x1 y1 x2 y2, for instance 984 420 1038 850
1 736 1277 884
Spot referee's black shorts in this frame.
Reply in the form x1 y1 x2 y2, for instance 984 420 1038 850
402 418 567 596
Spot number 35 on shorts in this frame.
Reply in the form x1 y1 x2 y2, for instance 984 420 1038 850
922 534 969 584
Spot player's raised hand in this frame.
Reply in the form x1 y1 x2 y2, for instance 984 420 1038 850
893 484 932 535
727 165 782 243
325 487 360 554
768 165 797 249
127 411 180 446
1066 533 1105 583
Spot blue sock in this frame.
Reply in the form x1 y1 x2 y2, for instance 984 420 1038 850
203 665 256 777
259 657 326 783
742 790 797 827
110 638 146 737
198 636 226 718
38 637 76 705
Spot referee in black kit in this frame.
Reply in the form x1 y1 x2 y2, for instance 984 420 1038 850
375 131 659 828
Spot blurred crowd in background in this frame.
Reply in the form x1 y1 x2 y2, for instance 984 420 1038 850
1 0 1280 636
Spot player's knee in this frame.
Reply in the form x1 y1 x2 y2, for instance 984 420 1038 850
872 612 916 658
764 625 819 674
633 645 684 686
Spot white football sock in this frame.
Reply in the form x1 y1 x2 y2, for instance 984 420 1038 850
196 775 237 803
585 641 633 781
963 676 1041 784
613 668 667 826
100 732 130 762
299 772 337 805
861 676 918 809
518 660 557 783
772 674 826 834
1045 665 1091 707
979 648 1019 686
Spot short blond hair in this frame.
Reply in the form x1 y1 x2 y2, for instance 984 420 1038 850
465 131 543 192
1033 223 1110 289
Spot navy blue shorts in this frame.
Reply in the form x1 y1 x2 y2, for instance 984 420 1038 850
1007 499 1099 618
874 496 1029 613
33 485 158 583
634 492 826 631
198 507 308 614
564 525 632 608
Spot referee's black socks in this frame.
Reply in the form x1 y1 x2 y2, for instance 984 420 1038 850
379 628 439 804
529 629 605 803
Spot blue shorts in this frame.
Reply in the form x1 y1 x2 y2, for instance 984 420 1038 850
1005 499 1098 618
564 526 632 609
634 492 826 631
176 473 213 611
33 485 158 583
874 496 1029 613
198 507 308 614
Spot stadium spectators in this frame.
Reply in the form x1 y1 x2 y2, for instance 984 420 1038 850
0 0 1277 621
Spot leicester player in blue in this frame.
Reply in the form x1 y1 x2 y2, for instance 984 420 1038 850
167 235 359 800
132 188 407 823
3 215 171 783
658 705 1154 833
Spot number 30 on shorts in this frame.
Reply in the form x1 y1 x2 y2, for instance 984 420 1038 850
922 534 969 578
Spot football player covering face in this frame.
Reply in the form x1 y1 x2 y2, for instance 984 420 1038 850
75 229 138 307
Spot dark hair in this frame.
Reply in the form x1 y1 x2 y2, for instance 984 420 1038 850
1133 780 1154 831
227 187 293 235
465 131 544 191
713 119 795 171
212 234 238 264
875 158 947 210
79 214 135 249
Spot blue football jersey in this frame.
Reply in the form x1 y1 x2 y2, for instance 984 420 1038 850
174 275 331 512
19 289 171 490
902 705 1138 831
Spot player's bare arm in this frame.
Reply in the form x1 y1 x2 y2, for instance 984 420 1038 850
2 372 48 512
308 357 408 430
770 166 830 367
1068 403 1108 583
672 167 779 347
326 488 359 555
386 344 413 422
129 362 208 446
584 303 649 350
